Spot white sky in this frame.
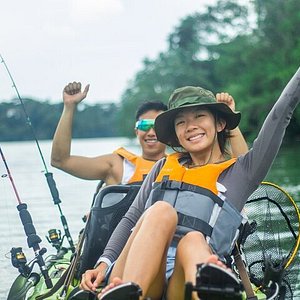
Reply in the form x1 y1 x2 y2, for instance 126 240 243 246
0 0 215 104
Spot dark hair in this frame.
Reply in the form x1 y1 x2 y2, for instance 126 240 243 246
214 111 232 156
135 101 167 121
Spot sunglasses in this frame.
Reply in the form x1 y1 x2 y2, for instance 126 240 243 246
135 119 155 131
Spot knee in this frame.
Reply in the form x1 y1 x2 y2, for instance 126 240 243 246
178 231 206 249
146 201 178 228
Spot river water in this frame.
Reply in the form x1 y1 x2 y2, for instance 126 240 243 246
0 138 299 299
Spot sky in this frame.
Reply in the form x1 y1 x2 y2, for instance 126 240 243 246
0 0 216 105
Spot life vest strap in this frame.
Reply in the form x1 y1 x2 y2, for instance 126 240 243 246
178 212 213 237
161 180 224 207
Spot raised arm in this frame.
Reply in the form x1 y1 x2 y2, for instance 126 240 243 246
216 92 248 157
224 66 300 212
51 82 123 183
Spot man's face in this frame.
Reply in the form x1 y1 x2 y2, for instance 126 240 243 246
135 110 166 160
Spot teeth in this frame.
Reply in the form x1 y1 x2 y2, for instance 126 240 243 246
188 134 204 141
145 139 157 143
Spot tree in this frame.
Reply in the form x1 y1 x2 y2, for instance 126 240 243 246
117 0 300 142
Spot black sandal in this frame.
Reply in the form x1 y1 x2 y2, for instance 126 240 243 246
99 282 142 300
194 263 243 300
67 287 98 300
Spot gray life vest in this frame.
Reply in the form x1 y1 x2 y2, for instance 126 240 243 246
145 153 243 258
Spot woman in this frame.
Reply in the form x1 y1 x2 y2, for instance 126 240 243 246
90 66 300 300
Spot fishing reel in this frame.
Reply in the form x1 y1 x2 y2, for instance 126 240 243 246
46 228 64 250
10 247 32 277
10 246 48 276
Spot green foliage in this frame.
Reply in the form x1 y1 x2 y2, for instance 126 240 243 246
118 0 300 143
0 99 120 141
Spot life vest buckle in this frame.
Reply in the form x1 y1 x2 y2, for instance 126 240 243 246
161 180 184 190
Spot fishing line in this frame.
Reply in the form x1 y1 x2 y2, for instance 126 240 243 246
0 145 53 288
0 54 75 253
0 146 22 204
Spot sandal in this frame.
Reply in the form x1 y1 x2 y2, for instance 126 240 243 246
195 263 243 300
68 287 98 300
99 282 142 300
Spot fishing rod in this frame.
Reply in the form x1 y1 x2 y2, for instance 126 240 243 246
0 145 53 288
0 54 75 253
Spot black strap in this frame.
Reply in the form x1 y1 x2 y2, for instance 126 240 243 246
177 212 213 237
161 180 224 207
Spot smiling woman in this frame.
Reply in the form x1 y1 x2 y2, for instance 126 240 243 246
85 66 300 300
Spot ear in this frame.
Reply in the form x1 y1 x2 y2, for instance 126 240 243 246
217 119 226 132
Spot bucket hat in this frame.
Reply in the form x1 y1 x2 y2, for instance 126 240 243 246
155 86 241 147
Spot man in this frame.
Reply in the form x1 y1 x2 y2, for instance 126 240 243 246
51 82 167 186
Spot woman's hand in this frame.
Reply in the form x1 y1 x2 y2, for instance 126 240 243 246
216 92 236 112
79 262 108 292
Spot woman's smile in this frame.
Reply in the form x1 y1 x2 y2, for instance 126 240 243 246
187 132 205 142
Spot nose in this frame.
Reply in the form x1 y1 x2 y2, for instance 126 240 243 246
146 127 156 135
185 119 197 132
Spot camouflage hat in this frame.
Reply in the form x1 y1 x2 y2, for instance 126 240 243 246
155 86 241 147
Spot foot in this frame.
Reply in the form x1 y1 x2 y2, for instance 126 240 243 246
98 277 123 298
195 256 242 300
205 254 230 271
98 278 142 300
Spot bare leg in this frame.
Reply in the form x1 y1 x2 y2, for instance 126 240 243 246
108 210 146 280
167 231 227 300
101 201 178 300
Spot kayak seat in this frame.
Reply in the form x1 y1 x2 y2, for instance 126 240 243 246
77 184 141 278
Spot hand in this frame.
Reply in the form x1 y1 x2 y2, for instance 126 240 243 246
79 263 108 292
63 81 90 106
216 92 235 112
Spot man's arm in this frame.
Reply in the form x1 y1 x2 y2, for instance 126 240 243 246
51 82 123 183
216 92 248 157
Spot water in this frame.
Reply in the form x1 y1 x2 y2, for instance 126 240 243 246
0 137 139 298
0 138 300 299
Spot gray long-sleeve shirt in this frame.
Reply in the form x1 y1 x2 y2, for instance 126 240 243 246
100 66 300 265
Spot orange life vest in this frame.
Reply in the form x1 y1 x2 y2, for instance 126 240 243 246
154 152 236 194
114 147 157 184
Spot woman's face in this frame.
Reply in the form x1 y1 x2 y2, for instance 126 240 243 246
174 107 225 155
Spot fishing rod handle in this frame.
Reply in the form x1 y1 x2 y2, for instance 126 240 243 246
46 172 76 251
45 172 61 205
17 203 42 250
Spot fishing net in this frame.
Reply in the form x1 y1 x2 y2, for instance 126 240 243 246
242 182 300 299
